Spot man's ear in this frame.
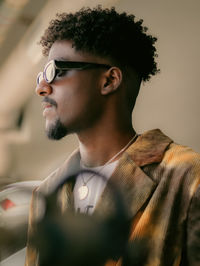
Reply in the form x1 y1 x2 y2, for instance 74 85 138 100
101 67 122 95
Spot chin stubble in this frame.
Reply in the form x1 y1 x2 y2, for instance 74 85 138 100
46 119 68 140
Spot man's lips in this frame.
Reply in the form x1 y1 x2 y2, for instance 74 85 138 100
42 97 57 117
42 97 57 109
42 102 54 109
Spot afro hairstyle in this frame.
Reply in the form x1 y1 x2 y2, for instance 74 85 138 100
40 6 159 82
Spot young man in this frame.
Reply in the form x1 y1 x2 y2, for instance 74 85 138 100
25 7 200 266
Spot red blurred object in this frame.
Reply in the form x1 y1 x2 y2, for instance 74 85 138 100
0 198 16 210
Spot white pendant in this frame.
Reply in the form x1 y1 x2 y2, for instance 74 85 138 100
78 185 89 200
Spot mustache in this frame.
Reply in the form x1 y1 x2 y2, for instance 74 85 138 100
42 97 57 108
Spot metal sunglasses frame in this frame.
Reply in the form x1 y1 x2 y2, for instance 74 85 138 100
36 59 112 85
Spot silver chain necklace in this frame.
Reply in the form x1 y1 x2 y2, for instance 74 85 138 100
78 133 138 200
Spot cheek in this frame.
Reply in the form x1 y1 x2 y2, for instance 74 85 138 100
53 85 90 123
53 73 103 122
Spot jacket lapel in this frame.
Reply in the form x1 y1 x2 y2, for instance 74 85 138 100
94 129 173 219
94 151 157 219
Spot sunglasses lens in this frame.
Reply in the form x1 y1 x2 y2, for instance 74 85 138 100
36 72 43 85
44 61 55 83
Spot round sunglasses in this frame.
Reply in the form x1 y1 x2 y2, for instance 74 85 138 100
36 60 111 85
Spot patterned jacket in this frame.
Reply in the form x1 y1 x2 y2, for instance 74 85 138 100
25 129 200 266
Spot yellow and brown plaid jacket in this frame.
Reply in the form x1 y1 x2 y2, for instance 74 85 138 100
25 129 200 266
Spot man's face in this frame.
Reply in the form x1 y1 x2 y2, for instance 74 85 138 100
36 40 109 139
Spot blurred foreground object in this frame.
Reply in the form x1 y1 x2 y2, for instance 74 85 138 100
30 172 131 266
0 181 41 260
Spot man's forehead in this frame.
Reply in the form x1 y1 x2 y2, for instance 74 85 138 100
48 40 83 61
48 40 111 65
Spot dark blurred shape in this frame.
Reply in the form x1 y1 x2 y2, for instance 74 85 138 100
30 171 131 266
122 238 149 266
187 185 200 265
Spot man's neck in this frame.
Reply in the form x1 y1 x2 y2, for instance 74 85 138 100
77 126 136 167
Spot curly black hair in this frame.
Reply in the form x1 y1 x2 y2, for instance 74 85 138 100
40 6 159 82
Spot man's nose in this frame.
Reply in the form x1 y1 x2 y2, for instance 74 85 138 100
35 79 53 96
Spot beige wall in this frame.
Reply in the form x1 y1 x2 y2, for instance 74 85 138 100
117 0 200 152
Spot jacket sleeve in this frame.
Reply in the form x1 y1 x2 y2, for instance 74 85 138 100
187 185 200 266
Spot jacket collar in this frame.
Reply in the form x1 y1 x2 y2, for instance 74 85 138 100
127 128 173 167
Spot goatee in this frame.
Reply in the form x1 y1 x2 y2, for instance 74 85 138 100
46 119 68 140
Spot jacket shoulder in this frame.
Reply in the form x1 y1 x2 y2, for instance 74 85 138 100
161 142 200 194
163 142 200 167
